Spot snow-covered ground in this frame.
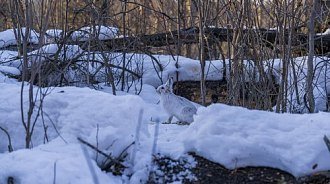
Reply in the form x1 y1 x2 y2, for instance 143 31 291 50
1 46 329 112
1 28 330 183
45 29 63 42
71 26 119 41
0 28 40 48
0 77 330 183
181 104 330 176
0 26 119 49
269 56 330 113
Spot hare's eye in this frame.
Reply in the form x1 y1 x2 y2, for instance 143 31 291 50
161 87 164 89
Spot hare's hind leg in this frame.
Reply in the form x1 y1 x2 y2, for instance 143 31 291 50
165 115 173 124
161 116 173 124
177 121 190 125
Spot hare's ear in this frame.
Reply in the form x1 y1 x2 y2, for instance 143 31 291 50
165 78 170 86
165 77 174 92
168 77 173 87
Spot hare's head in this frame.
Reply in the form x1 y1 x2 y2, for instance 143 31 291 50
157 78 173 94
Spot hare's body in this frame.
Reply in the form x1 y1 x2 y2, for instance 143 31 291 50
157 78 197 124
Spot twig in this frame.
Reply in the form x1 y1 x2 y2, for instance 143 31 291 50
324 135 330 153
77 137 122 166
95 124 99 162
149 118 160 180
7 177 14 184
42 111 67 144
101 141 134 172
117 141 135 160
80 144 100 184
0 126 13 152
53 161 57 184
131 109 144 167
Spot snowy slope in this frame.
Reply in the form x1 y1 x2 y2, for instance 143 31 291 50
45 29 63 41
180 104 330 177
269 56 330 113
80 53 226 87
0 48 226 88
0 80 330 183
71 26 119 41
0 50 20 68
0 139 122 184
0 81 169 183
0 50 18 63
0 28 40 48
0 72 17 83
2 42 328 113
0 65 20 76
0 82 160 153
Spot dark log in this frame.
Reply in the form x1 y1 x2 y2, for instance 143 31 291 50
1 27 330 54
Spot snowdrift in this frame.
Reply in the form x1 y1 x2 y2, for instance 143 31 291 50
0 28 40 48
180 104 330 177
0 81 330 183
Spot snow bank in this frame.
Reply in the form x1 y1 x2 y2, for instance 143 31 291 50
4 44 83 72
0 50 20 68
0 83 153 153
45 29 63 40
0 73 17 83
0 28 40 48
0 50 18 63
87 53 226 87
0 82 168 183
0 139 121 184
0 65 20 76
270 56 330 112
180 104 330 177
55 52 226 88
140 55 226 86
316 28 330 36
1 47 329 113
72 26 119 41
29 44 83 61
1 79 330 182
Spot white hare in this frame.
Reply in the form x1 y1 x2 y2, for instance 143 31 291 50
157 78 197 124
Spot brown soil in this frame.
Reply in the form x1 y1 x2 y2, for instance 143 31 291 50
191 154 330 184
148 153 330 184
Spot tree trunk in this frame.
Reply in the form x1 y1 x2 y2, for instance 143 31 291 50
306 0 316 113
198 0 206 106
